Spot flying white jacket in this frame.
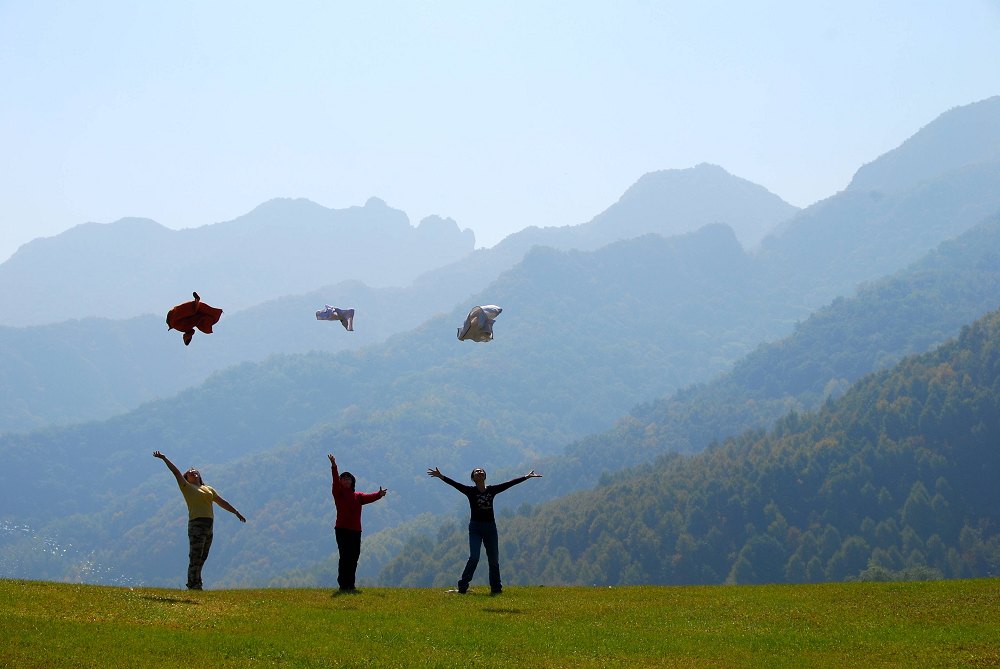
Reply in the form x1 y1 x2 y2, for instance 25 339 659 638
457 305 502 342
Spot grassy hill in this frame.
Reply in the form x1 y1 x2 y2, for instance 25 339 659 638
3 578 998 668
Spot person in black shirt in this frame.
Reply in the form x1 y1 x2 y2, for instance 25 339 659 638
427 465 542 594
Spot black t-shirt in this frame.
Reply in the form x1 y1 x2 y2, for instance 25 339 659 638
439 474 528 523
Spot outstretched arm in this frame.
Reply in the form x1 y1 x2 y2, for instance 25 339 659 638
427 467 465 491
213 494 246 523
153 451 184 484
360 486 388 505
493 470 543 494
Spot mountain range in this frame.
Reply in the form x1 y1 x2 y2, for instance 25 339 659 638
0 163 799 433
0 196 474 327
2 95 1000 588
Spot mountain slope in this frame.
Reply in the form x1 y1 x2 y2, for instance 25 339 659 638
283 211 1000 587
413 163 797 292
848 95 1000 194
381 306 1000 587
511 213 1000 504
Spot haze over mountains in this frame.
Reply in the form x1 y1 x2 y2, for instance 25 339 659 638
0 197 474 326
0 163 796 329
2 95 1000 589
0 163 799 433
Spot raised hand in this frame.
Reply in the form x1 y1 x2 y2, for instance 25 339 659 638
525 470 543 478
427 467 442 478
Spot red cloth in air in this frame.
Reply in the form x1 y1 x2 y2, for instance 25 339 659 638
166 292 223 345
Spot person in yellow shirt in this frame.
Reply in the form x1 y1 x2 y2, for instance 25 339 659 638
153 450 246 590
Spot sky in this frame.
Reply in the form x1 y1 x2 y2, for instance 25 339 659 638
2 1 1000 263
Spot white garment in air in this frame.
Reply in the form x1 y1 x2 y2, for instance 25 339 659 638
457 305 502 342
316 305 355 331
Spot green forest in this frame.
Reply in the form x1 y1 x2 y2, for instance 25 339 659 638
520 214 1000 503
381 308 1000 586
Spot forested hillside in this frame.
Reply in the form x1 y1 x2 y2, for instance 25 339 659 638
1 224 789 585
281 213 1000 587
512 213 1000 504
381 307 1000 587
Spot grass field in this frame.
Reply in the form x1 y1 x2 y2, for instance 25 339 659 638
2 578 998 668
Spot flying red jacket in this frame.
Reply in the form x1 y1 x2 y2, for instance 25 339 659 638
166 292 223 346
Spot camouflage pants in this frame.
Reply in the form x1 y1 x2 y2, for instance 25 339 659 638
187 517 214 589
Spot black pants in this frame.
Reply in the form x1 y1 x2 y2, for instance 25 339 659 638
335 527 362 591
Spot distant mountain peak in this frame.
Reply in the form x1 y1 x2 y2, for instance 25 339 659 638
0 195 476 326
848 95 1000 194
589 163 798 249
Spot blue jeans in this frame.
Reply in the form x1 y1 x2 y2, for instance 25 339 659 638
459 520 501 593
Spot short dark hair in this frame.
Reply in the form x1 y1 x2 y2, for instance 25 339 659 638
340 471 356 491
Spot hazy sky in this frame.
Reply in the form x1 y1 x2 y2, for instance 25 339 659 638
2 1 1000 262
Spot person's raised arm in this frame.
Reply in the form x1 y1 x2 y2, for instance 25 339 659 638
213 493 246 523
329 454 342 494
427 467 464 491
153 451 184 485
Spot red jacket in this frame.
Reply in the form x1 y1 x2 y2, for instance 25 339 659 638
331 464 384 532
166 292 223 346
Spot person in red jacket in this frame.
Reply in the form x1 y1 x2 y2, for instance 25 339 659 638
328 453 387 593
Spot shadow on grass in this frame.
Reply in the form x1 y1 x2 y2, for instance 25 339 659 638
482 608 525 614
139 595 201 605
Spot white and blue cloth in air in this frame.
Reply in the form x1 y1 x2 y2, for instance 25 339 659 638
457 305 502 342
316 305 355 331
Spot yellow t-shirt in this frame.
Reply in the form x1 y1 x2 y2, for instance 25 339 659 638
178 480 218 519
